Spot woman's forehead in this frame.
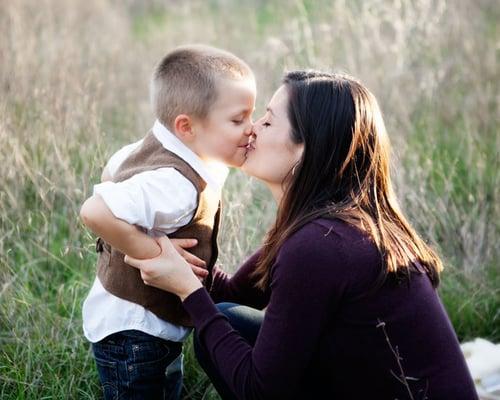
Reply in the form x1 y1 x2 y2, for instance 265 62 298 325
267 85 288 114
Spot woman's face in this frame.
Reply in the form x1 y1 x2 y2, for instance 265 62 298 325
242 85 303 185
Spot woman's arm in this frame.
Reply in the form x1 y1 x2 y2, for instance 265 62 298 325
170 243 270 308
183 230 343 399
209 250 269 309
125 224 345 399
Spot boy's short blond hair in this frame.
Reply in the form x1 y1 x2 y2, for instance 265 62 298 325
151 44 253 130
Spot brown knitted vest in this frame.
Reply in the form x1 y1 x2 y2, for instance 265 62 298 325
96 131 221 327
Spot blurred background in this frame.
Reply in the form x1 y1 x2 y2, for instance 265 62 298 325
0 0 498 398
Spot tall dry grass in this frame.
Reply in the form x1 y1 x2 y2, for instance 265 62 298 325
0 0 498 398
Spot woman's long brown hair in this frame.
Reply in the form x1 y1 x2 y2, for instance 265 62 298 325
253 70 443 290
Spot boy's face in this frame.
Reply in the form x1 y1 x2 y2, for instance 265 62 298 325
193 76 256 167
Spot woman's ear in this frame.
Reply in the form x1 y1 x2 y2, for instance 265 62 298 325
173 114 195 141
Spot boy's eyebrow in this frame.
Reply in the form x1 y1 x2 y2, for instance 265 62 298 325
266 107 275 116
233 107 255 117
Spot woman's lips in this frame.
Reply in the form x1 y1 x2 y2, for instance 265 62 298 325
238 139 252 149
246 135 256 150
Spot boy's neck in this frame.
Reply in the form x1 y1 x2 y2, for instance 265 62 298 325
173 131 197 153
160 121 207 162
173 132 211 163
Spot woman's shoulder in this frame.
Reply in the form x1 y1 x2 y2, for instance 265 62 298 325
275 217 381 283
282 217 375 254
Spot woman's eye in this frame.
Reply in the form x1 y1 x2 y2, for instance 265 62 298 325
232 120 243 125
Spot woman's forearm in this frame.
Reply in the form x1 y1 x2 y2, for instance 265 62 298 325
182 240 338 400
210 251 269 309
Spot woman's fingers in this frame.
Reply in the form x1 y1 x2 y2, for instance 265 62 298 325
190 264 209 281
171 238 198 249
170 238 206 267
157 236 176 253
183 251 206 267
124 254 140 268
125 256 152 286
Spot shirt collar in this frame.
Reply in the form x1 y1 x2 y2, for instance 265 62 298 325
152 120 229 192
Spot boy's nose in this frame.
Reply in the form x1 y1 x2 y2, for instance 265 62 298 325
244 124 253 136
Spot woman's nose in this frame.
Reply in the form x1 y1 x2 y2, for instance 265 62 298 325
251 121 261 135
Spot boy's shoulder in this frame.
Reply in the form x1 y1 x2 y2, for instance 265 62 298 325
106 138 145 177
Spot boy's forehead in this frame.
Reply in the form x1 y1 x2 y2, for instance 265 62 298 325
217 76 256 92
214 77 256 106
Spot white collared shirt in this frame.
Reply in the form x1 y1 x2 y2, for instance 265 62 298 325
82 120 228 343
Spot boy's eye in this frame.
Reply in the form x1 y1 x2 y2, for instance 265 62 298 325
263 122 271 127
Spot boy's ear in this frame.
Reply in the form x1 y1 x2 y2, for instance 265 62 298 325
173 114 195 141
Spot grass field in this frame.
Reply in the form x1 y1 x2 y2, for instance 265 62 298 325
0 0 498 398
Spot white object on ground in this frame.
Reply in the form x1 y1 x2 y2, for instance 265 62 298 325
461 338 500 399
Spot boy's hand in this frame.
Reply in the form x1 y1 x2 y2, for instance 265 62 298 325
170 238 208 281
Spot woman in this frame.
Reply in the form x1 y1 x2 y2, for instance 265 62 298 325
125 70 478 399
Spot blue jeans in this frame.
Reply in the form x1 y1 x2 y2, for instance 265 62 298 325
92 330 183 400
193 303 264 400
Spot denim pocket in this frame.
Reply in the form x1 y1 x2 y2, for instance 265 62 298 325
128 340 179 378
125 341 182 399
94 356 119 400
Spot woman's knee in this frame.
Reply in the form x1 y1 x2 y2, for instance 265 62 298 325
194 302 263 358
215 302 241 319
216 302 264 344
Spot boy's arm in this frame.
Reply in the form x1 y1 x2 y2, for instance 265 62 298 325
80 194 161 259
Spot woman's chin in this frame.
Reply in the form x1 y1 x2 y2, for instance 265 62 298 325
240 157 255 176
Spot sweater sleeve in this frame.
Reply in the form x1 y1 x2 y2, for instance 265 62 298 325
183 225 349 399
209 250 269 310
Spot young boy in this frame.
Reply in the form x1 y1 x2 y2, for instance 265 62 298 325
80 45 255 400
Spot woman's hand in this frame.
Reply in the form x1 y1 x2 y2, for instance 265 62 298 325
170 238 208 281
124 237 203 301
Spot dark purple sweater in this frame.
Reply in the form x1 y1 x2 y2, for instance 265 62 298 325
183 218 478 399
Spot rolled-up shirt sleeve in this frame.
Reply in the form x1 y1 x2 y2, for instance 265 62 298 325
93 168 198 231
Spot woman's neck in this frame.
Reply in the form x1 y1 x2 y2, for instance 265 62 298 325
267 182 284 205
